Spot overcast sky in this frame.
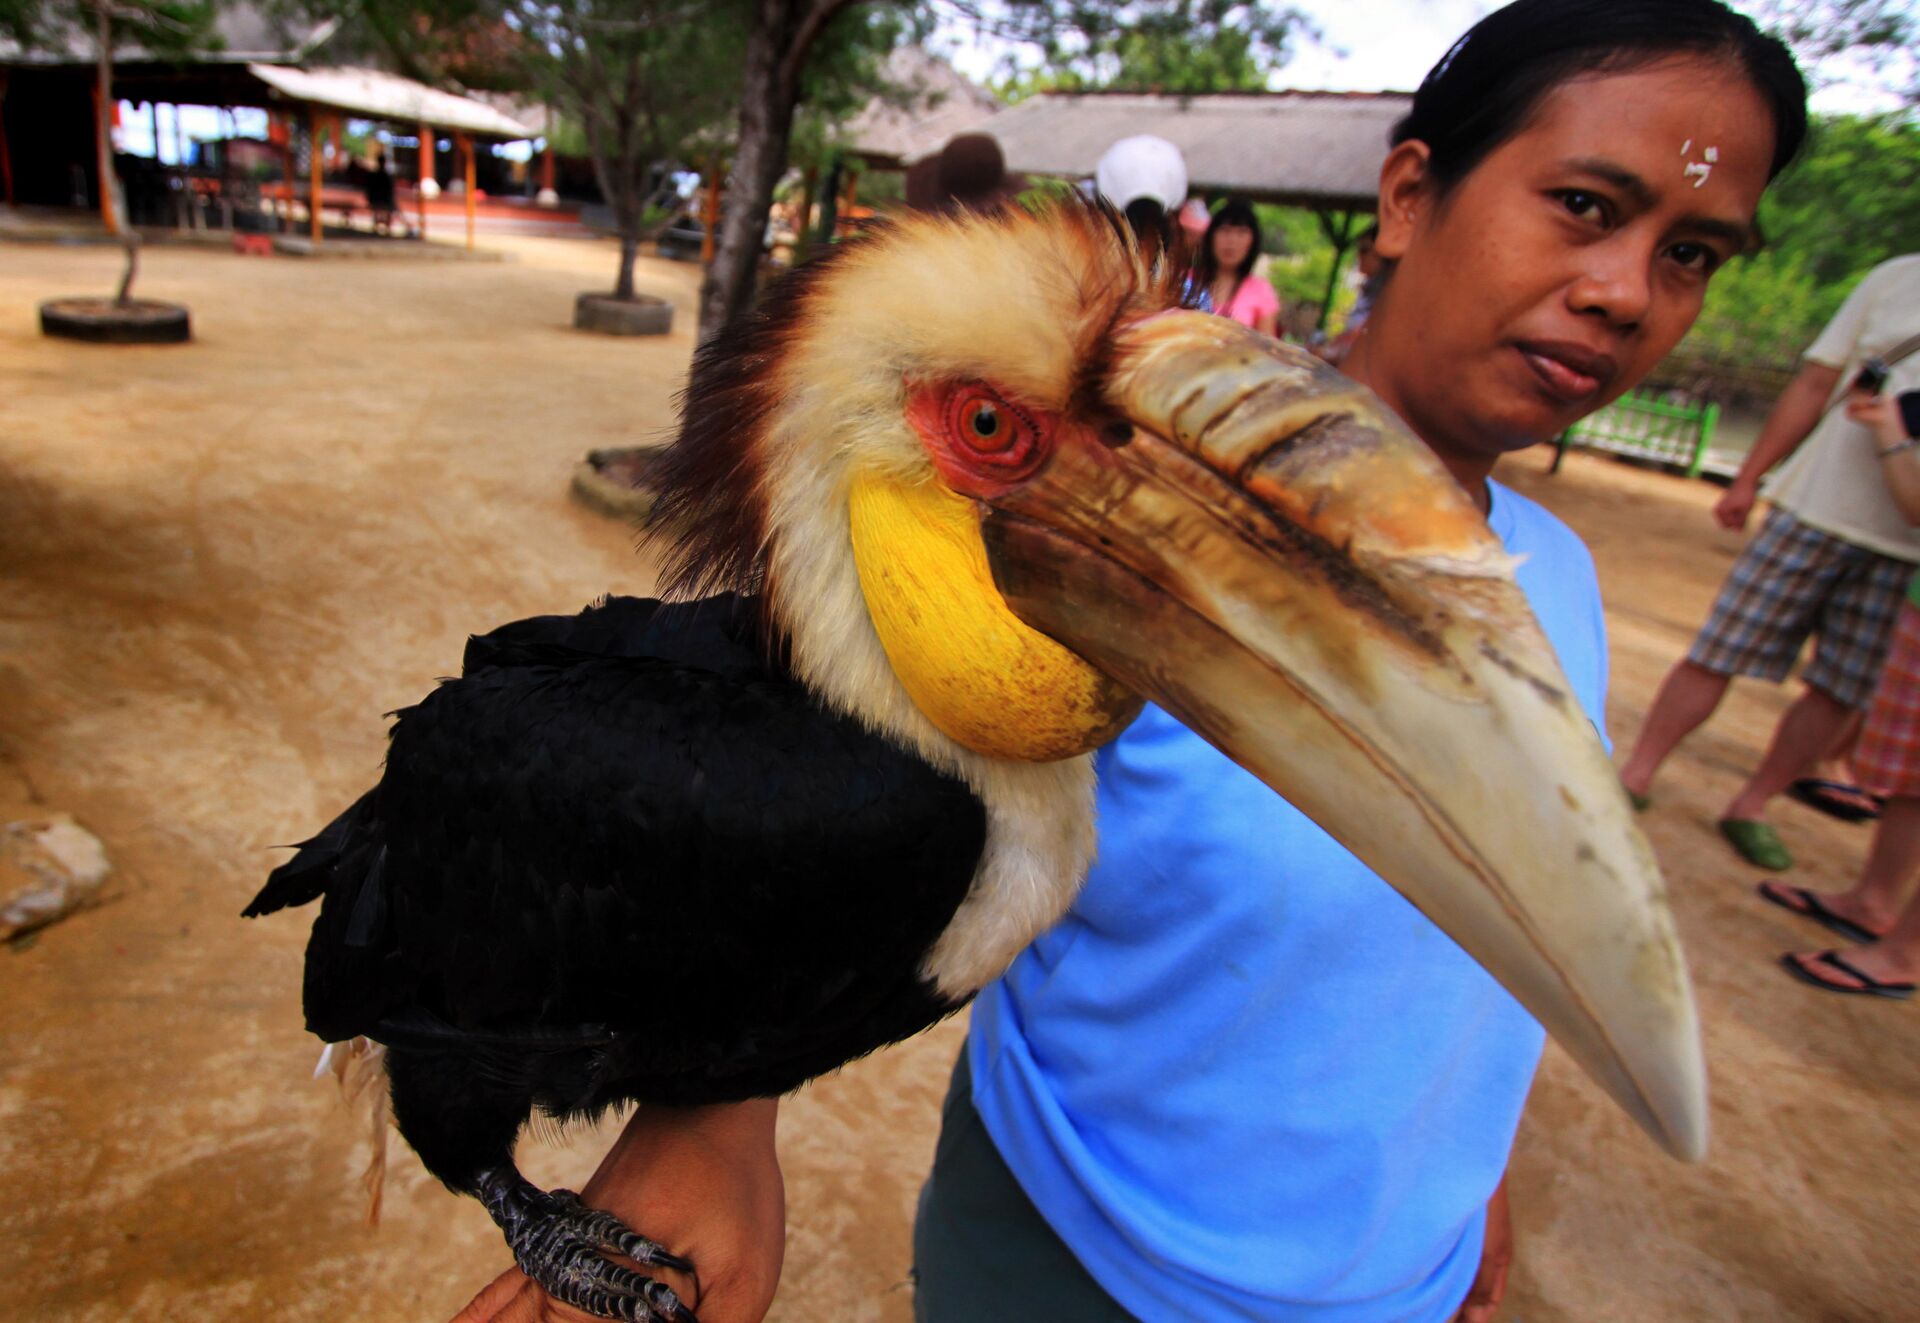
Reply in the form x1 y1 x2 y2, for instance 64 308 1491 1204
933 0 1912 115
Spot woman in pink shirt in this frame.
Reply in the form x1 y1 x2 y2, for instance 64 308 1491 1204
1195 198 1281 336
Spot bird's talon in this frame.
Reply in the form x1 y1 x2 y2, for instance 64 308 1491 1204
483 1175 699 1322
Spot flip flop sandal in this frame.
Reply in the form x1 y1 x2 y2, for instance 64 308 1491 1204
1756 882 1887 944
1786 778 1881 824
1720 819 1793 871
1780 950 1916 1000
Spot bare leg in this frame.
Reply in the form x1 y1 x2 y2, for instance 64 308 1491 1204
1786 800 1920 989
1804 710 1866 783
1772 796 1920 937
1725 685 1854 822
1619 661 1732 799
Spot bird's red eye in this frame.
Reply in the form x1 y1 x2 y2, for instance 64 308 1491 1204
907 380 1057 498
959 397 1012 452
942 386 1044 469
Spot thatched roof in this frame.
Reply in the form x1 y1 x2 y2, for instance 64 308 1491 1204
839 46 1002 169
986 89 1414 211
250 64 534 139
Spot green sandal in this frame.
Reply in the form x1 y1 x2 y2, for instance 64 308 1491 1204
1720 819 1792 871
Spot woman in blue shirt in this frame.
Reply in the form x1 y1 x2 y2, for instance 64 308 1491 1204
916 3 1807 1322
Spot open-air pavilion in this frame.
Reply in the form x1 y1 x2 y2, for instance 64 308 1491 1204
0 8 539 251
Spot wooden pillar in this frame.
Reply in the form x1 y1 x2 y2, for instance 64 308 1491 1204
268 111 291 231
417 122 432 238
307 110 324 243
0 71 14 207
700 165 721 266
460 134 476 251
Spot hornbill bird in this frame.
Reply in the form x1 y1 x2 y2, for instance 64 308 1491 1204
248 201 1705 1321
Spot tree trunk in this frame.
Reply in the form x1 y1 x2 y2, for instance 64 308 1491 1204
92 1 139 304
697 0 805 342
615 232 639 300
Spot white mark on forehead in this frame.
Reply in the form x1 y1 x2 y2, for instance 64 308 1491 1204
1681 142 1719 188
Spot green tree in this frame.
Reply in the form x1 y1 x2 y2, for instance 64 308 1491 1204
984 0 1310 96
1756 112 1920 289
0 0 220 302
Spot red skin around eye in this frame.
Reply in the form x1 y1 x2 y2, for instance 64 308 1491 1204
905 380 1059 499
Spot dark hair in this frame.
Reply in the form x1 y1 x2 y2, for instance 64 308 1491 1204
1122 197 1168 243
1393 0 1807 191
1196 198 1262 286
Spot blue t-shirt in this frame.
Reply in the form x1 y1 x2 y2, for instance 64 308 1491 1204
968 480 1609 1323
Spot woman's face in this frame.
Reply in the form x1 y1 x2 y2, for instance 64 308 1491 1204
1361 55 1775 472
1210 223 1254 270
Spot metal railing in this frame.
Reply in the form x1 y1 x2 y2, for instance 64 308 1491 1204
1552 389 1721 478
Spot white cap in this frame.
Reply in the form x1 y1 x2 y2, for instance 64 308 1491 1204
1095 135 1188 213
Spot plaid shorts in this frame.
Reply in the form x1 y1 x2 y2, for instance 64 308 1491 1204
1855 602 1920 798
1688 509 1913 711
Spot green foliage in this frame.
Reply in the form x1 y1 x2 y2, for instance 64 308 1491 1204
1756 113 1920 288
787 5 914 176
1671 248 1831 391
985 0 1312 96
0 0 218 56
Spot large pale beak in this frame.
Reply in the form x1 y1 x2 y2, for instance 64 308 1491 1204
983 311 1707 1161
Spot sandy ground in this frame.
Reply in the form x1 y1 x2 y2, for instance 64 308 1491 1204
0 235 1914 1323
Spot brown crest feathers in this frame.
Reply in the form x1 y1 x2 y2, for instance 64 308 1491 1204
644 239 864 604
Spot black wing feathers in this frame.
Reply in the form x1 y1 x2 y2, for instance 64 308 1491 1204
250 595 986 1100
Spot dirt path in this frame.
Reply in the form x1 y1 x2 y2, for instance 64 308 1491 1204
0 238 1912 1322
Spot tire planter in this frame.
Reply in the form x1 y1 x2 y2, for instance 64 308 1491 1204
570 446 671 524
40 297 191 345
573 292 672 337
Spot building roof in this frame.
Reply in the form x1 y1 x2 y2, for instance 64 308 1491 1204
839 46 1002 169
984 89 1414 211
249 64 534 138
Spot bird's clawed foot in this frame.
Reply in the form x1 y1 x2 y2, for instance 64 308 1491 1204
478 1171 698 1322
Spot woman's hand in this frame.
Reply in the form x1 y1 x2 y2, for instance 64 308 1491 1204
1453 1176 1513 1323
451 1099 785 1323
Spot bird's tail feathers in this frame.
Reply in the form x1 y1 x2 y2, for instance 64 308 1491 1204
244 791 376 918
315 1037 392 1227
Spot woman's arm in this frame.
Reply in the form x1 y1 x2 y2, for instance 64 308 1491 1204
452 1099 785 1323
